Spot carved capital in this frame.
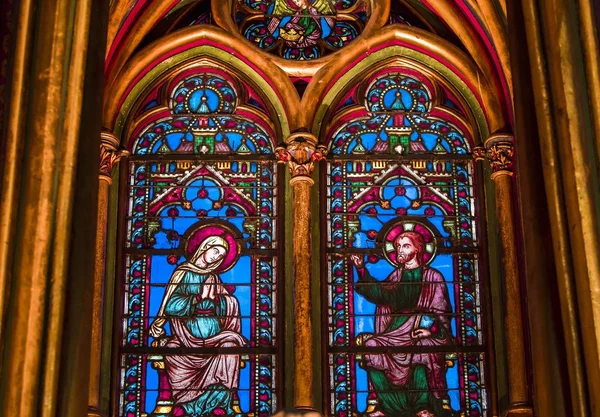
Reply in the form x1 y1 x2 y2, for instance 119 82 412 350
485 134 514 179
276 132 327 186
472 146 486 162
100 131 129 184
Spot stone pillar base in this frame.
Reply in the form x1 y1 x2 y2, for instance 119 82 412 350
88 406 108 417
503 404 534 417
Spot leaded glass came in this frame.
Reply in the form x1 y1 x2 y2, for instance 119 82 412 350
234 0 371 60
324 69 487 417
119 70 281 417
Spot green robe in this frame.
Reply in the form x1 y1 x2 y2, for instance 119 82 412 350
356 267 450 417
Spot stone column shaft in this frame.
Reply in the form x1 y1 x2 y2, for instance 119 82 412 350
0 1 106 416
276 133 326 410
89 132 128 417
481 135 532 417
291 178 314 407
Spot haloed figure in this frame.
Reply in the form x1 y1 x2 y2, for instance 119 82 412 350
350 232 453 417
150 236 246 417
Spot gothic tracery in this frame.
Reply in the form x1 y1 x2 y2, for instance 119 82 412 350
99 2 525 417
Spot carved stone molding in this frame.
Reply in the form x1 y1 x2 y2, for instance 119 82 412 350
87 408 107 417
504 404 534 417
485 134 514 179
100 131 130 184
275 132 327 186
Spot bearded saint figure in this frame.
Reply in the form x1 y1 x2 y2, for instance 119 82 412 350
268 0 335 49
149 236 246 417
350 232 453 417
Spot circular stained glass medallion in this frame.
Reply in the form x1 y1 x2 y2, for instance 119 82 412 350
234 0 371 60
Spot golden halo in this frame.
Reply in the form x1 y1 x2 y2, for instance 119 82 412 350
382 220 438 266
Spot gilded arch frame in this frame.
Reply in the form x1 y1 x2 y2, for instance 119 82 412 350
290 25 509 416
103 26 301 141
99 7 527 417
99 25 302 416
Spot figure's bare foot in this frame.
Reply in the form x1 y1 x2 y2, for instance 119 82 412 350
366 411 385 417
417 410 435 417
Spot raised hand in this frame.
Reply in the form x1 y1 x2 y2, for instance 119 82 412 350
349 254 364 269
412 329 432 340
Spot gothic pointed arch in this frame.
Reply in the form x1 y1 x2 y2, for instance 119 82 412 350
304 24 508 417
301 24 507 139
106 1 509 94
98 4 532 417
400 0 511 111
103 25 301 140
211 0 390 77
106 26 298 417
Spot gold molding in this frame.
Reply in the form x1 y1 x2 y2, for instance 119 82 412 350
422 0 511 106
107 0 513 105
577 0 600 164
300 25 506 142
103 26 300 143
469 0 511 94
105 1 180 87
522 0 600 412
107 0 132 56
211 0 391 78
0 0 102 416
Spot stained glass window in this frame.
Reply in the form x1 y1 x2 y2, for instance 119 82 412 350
234 0 370 60
119 70 281 417
324 69 488 417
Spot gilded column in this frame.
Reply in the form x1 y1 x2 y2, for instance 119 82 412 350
0 1 106 415
276 133 326 410
89 132 129 417
482 135 532 417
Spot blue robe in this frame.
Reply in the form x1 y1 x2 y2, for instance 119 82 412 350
164 271 245 417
